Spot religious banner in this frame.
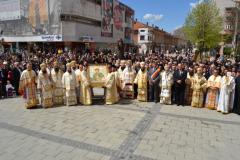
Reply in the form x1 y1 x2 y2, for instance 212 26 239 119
88 65 109 87
101 0 113 37
113 0 124 31
0 0 61 38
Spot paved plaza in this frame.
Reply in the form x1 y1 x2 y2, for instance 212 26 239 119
0 97 240 160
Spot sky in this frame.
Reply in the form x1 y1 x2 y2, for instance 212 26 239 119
120 0 202 33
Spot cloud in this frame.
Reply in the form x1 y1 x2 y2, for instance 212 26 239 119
174 25 182 30
190 0 204 8
143 13 163 22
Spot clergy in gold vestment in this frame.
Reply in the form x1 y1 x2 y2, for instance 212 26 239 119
191 68 207 108
37 63 53 108
122 60 136 99
51 62 64 105
205 69 221 110
79 66 92 105
134 62 148 102
75 63 84 103
19 63 38 109
62 63 78 106
184 68 194 105
105 65 119 105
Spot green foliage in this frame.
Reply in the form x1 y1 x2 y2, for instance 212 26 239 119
223 35 233 44
236 45 240 56
183 0 223 52
223 47 232 56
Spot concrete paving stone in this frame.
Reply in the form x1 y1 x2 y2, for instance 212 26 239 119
1 98 240 160
0 153 17 160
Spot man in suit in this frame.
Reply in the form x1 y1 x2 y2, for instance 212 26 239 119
148 61 161 103
12 62 22 96
173 63 187 106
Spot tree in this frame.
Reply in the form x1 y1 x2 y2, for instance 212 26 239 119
183 0 223 54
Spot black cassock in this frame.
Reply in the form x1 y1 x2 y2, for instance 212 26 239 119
233 76 240 114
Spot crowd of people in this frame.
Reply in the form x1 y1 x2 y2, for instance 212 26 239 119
0 48 240 115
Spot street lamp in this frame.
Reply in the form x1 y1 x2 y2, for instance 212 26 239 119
232 0 240 55
0 30 4 52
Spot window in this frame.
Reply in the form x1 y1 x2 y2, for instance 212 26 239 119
225 25 233 30
140 30 145 32
134 30 139 34
140 35 145 40
148 36 152 41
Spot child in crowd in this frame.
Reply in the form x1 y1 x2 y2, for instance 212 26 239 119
6 80 15 98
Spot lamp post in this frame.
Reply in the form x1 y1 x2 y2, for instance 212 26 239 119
233 0 240 55
219 30 226 55
0 30 4 53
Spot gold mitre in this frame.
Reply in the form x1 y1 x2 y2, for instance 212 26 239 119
40 63 46 69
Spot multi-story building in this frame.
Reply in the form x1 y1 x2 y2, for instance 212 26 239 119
214 0 239 37
0 0 134 51
133 21 186 53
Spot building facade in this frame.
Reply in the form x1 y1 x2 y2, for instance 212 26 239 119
215 0 239 36
133 21 186 53
0 0 134 50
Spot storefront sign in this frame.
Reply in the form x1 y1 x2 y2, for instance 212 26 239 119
2 35 63 42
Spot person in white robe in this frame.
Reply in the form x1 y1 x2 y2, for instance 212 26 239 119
217 70 235 114
160 64 173 104
122 60 136 99
37 63 53 108
51 62 64 105
62 63 79 106
117 60 126 97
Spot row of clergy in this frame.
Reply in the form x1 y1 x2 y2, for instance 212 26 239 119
19 62 120 108
18 61 237 114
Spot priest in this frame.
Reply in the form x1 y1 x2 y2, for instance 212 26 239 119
205 69 221 110
160 64 173 105
79 65 92 105
19 63 38 109
37 63 54 108
62 63 78 106
217 69 235 114
191 68 207 108
184 67 194 106
134 62 148 102
117 60 126 97
51 61 64 105
105 65 119 105
122 60 136 99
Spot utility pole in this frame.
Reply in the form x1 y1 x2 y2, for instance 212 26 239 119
233 0 240 55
